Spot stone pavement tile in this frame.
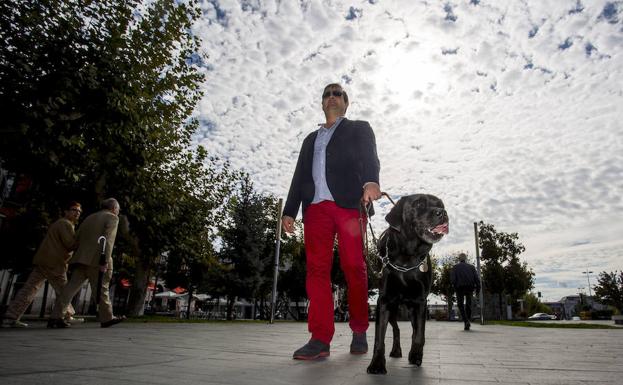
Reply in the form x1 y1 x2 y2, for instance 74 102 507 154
1 320 622 385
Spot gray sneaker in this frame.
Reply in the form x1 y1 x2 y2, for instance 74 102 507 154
1 319 28 328
350 332 368 354
293 339 330 360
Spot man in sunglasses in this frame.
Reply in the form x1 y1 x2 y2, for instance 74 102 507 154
282 83 381 360
1 201 82 328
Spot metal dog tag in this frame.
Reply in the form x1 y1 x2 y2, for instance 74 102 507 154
419 262 428 273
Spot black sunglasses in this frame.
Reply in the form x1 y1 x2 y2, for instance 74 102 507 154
322 90 343 99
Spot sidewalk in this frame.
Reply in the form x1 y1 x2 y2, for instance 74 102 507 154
1 320 621 385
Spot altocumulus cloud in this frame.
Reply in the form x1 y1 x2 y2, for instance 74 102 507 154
192 0 622 302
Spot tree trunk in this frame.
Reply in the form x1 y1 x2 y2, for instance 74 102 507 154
126 259 149 316
226 296 235 320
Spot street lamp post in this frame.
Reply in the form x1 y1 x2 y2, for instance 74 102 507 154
583 269 593 298
473 222 485 325
270 198 283 324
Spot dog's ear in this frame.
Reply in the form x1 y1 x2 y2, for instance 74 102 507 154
385 198 405 231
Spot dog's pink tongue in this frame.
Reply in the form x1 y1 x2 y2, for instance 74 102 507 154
433 223 449 234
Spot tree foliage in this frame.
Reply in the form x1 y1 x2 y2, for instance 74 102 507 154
478 221 534 316
431 254 458 319
0 0 240 315
213 174 278 320
276 221 307 320
593 271 623 313
522 292 552 317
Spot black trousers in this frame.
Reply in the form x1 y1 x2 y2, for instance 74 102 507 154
456 288 474 324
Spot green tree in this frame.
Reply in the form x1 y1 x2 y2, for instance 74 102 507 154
216 175 276 320
593 271 623 313
522 292 552 317
431 254 458 320
276 221 307 320
1 0 205 202
478 221 533 318
1 0 238 315
503 256 534 313
249 194 282 320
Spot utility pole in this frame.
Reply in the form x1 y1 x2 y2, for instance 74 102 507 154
269 198 283 324
474 222 485 325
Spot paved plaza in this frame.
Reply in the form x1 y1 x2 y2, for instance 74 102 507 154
1 320 621 385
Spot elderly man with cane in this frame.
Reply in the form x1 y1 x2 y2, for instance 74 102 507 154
48 198 125 328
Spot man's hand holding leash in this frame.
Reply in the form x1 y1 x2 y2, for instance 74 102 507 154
362 182 382 204
281 215 295 234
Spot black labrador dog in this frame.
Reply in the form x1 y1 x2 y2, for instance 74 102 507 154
367 194 448 375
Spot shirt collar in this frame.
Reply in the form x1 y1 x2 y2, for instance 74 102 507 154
318 116 344 130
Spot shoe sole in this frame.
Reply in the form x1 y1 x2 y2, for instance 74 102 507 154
293 351 330 360
350 350 368 354
101 319 124 328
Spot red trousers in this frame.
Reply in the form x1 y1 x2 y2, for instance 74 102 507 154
304 201 369 344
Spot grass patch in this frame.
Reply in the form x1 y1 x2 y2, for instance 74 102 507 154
486 320 622 329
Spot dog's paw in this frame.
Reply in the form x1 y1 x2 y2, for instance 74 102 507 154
366 364 387 375
408 351 423 366
367 356 387 375
389 346 402 358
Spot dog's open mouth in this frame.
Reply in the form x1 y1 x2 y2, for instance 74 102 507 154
429 223 449 236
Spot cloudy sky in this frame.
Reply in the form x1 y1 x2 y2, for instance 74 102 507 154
190 0 622 302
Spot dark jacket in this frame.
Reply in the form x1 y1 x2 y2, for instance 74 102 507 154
283 118 380 219
451 261 481 292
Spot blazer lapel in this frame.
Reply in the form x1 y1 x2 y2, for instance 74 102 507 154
327 118 348 147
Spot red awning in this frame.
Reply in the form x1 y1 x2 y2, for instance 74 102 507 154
173 286 187 294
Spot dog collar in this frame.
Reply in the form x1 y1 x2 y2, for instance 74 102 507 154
379 237 429 274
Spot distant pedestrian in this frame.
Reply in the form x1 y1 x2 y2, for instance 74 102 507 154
1 201 83 328
48 198 125 328
451 253 481 330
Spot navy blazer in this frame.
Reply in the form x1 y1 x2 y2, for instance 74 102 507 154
283 118 380 219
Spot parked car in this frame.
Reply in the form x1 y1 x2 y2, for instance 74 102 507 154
528 313 556 320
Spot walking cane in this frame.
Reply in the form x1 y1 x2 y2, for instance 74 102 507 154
96 236 107 311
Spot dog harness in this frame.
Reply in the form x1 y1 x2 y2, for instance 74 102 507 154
359 196 429 276
378 232 429 274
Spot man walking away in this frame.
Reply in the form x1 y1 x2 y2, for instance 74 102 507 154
451 253 481 331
